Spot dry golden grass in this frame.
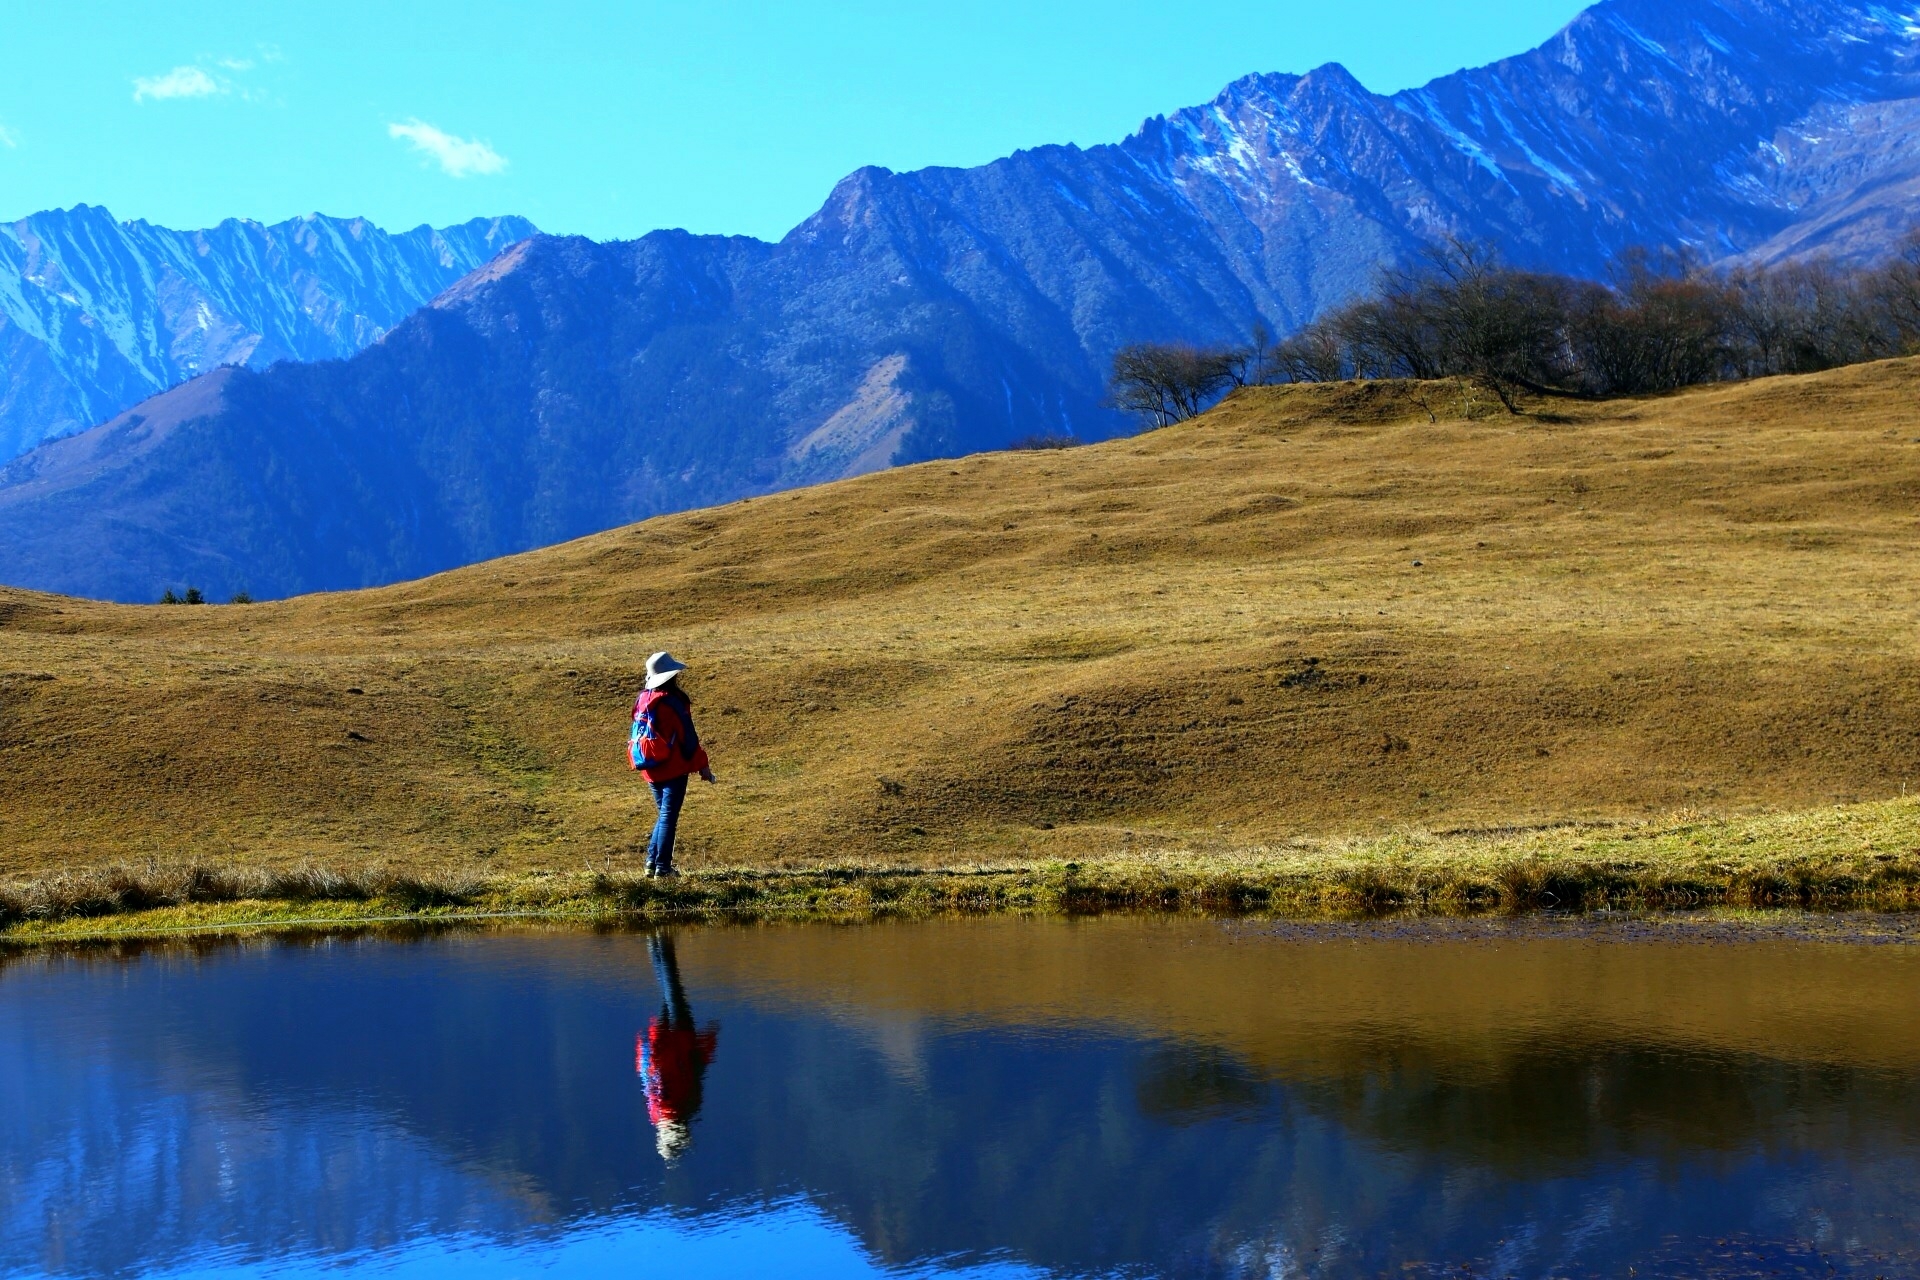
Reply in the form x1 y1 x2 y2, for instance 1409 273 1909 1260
5 797 1918 940
5 361 1920 913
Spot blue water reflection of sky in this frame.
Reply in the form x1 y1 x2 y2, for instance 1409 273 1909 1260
149 1204 1048 1280
4 926 1920 1279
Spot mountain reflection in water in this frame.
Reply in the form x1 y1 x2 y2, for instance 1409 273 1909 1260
2 918 1918 1278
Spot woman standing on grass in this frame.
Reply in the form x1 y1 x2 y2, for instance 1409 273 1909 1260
630 652 714 877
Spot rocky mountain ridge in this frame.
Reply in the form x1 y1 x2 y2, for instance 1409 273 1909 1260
0 208 535 460
4 0 1920 601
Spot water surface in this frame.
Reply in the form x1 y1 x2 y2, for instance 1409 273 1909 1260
3 916 1918 1278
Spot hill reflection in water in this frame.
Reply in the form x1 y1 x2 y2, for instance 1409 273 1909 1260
2 918 1918 1278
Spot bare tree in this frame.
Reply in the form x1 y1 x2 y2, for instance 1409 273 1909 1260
1863 228 1920 354
1726 258 1889 377
1221 322 1275 387
1567 249 1733 394
1108 343 1240 427
1418 239 1581 409
1271 322 1347 382
1319 239 1581 408
1332 289 1445 380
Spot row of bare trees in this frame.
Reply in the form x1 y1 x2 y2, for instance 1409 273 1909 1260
1110 235 1920 421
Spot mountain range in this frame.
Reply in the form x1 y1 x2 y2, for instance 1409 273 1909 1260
4 0 1920 602
0 208 536 461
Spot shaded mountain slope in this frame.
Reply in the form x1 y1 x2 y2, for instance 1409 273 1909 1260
0 207 535 460
7 0 1920 601
4 360 1919 877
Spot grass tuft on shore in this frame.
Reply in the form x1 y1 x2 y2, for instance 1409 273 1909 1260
6 798 1915 941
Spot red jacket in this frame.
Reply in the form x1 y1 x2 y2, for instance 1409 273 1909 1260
630 688 709 783
637 1019 719 1125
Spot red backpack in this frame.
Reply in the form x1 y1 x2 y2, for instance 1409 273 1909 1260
627 695 674 771
628 688 706 779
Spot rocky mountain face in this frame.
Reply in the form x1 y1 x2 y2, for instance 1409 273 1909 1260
0 208 535 460
4 0 1920 602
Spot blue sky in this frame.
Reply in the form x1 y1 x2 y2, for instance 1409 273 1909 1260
0 1 1589 242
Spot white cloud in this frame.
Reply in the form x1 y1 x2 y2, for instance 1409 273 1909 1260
387 119 508 178
0 124 16 149
132 66 221 102
217 57 255 72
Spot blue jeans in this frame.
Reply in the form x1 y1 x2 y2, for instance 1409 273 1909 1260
647 776 689 874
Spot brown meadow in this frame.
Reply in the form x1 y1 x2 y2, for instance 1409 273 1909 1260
5 360 1920 929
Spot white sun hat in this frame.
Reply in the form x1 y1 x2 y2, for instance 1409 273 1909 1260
644 651 690 690
655 1118 692 1163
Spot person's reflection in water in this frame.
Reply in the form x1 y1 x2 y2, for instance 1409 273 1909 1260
636 932 719 1163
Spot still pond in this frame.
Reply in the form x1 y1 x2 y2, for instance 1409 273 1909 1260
3 916 1919 1278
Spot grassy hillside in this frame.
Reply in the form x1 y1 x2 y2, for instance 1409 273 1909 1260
5 362 1920 921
